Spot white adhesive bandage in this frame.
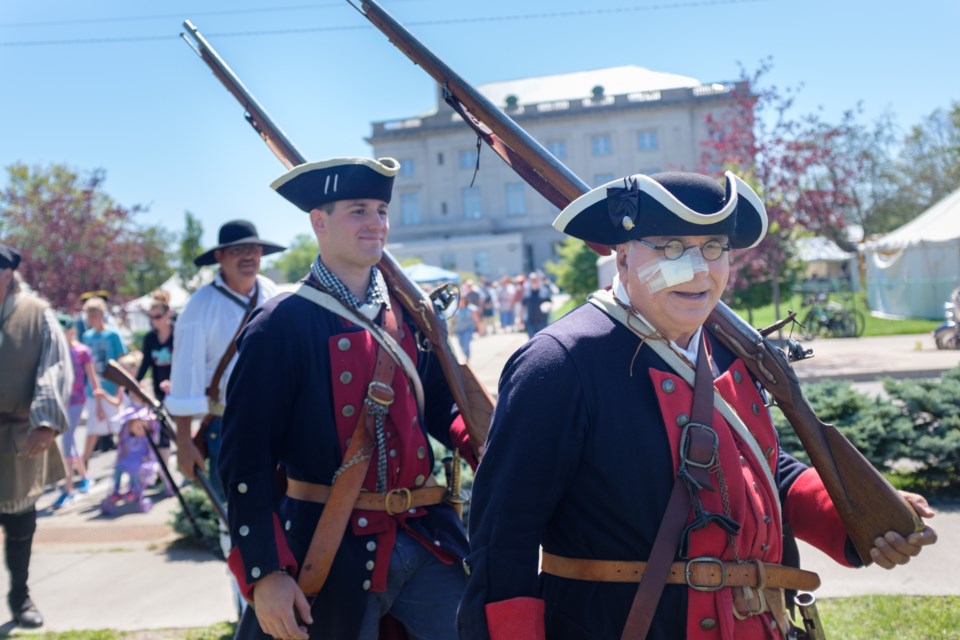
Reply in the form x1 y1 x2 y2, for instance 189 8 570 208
634 250 708 294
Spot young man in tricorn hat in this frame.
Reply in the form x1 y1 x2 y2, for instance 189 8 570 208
457 172 938 639
218 158 477 639
167 219 284 502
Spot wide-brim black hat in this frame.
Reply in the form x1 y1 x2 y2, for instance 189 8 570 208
270 157 400 213
194 219 286 267
553 171 767 249
0 243 21 270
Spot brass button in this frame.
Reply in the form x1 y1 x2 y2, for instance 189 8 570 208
700 617 717 630
251 567 261 579
389 449 398 458
417 446 426 459
661 379 675 393
209 431 217 439
340 371 352 384
362 579 371 590
342 405 355 417
415 474 426 486
237 483 248 494
733 370 743 383
285 520 292 531
358 517 368 528
752 402 760 415
365 560 375 571
239 525 250 537
338 338 351 351
676 413 689 427
367 541 377 552
763 514 771 523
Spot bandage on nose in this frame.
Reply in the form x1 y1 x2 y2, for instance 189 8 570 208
635 250 709 293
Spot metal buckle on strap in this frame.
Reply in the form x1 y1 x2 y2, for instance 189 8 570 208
679 422 719 469
685 557 726 591
367 381 395 406
384 487 412 516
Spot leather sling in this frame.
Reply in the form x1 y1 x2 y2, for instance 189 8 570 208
620 331 718 639
296 302 401 596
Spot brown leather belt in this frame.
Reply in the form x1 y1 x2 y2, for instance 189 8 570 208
541 552 821 592
287 478 447 516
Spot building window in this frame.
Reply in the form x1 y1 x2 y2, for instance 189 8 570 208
459 149 478 169
591 134 612 156
546 140 567 159
437 152 444 165
474 250 490 276
462 187 482 219
398 159 415 176
440 253 456 270
506 183 526 215
400 192 420 225
594 173 615 186
636 130 658 150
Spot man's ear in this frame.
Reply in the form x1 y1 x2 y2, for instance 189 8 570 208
309 208 326 236
615 243 630 278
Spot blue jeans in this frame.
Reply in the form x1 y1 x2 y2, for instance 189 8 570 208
357 529 467 640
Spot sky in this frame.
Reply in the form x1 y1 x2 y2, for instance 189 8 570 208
1 0 957 257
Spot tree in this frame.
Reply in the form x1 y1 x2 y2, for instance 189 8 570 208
545 236 600 300
177 211 204 293
699 59 864 317
0 163 157 311
118 223 175 299
270 233 316 283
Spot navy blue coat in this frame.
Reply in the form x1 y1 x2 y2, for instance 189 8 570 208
219 290 469 639
458 303 846 640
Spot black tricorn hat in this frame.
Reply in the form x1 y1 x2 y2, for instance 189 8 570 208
553 171 768 249
0 243 21 270
194 219 286 267
270 157 401 213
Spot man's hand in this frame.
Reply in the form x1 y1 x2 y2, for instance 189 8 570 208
174 416 205 481
159 380 171 394
24 426 55 457
870 491 938 569
252 571 313 640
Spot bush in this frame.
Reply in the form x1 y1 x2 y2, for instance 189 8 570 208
170 483 223 558
772 366 960 493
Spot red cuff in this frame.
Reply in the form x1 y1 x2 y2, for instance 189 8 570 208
449 415 480 471
785 467 855 567
227 514 300 600
485 597 545 640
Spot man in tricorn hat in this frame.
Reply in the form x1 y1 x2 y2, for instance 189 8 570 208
218 158 477 639
167 219 284 503
0 243 72 628
458 172 938 639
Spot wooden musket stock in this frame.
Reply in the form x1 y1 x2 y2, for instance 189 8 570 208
180 21 493 452
354 0 923 564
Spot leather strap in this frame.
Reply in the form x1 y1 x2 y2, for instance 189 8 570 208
286 478 446 515
541 552 820 591
206 281 259 405
296 301 400 596
621 331 717 639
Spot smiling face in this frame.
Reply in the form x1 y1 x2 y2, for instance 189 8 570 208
215 243 263 283
310 198 390 278
616 235 730 348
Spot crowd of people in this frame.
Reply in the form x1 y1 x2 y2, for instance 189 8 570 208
0 162 939 639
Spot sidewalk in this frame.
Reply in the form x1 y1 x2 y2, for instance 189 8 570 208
1 330 957 634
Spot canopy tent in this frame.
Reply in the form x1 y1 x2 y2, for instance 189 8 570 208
123 272 209 332
794 236 859 291
862 187 960 319
403 263 460 284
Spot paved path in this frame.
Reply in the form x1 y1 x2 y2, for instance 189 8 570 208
1 330 957 633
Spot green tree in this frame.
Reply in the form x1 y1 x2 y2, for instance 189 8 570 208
177 211 204 293
271 233 317 283
118 223 175 298
0 162 153 311
545 236 600 300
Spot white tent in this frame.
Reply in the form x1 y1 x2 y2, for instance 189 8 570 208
862 187 960 319
123 272 207 332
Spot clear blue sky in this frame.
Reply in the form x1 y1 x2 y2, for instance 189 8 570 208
1 0 957 255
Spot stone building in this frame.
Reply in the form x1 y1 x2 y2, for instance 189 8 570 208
369 65 745 278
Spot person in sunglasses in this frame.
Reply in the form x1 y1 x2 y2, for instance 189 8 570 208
459 172 937 639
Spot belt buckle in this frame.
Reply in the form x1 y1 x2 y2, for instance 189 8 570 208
732 586 769 619
679 422 719 469
685 557 726 591
367 381 395 406
384 487 412 516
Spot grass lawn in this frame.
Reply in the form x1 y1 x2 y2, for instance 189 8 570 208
18 596 960 638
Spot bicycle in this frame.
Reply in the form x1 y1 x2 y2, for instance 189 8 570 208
799 293 865 339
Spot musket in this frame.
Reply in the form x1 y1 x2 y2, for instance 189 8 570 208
352 0 923 564
103 359 228 529
179 20 493 455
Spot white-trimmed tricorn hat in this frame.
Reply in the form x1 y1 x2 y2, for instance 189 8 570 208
553 171 768 249
270 157 401 213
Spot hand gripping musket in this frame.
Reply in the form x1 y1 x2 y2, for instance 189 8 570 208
179 20 492 455
352 0 923 564
102 359 228 531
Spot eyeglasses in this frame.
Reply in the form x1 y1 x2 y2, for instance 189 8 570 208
637 238 730 262
225 243 263 257
149 313 165 320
